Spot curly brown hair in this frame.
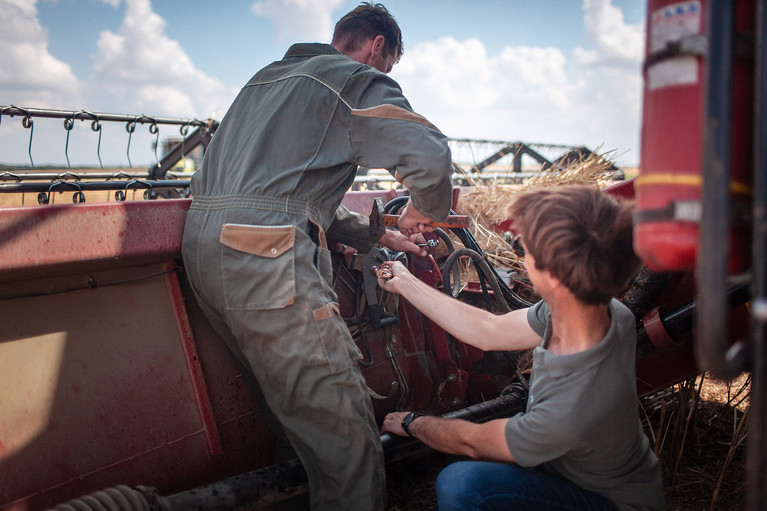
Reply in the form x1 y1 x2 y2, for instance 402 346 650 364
506 185 640 305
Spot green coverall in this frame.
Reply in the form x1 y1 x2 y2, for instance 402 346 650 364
182 43 454 510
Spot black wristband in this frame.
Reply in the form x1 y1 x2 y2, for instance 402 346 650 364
401 412 424 438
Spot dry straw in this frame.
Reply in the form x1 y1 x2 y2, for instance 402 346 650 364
452 148 619 279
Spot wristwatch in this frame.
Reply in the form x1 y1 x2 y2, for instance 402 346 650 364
401 412 424 438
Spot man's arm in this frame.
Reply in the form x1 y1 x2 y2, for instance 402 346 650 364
324 204 429 256
378 261 542 352
382 412 514 463
348 72 454 223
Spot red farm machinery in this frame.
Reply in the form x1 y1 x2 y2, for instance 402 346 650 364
0 0 765 508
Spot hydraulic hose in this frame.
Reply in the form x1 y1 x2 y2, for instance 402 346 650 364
442 247 511 313
49 485 154 511
446 212 533 311
430 227 460 293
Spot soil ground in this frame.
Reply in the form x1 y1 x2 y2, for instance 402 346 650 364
385 373 750 511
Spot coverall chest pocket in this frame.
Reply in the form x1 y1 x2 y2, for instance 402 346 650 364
220 223 296 310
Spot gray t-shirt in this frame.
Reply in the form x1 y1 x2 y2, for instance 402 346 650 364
505 299 665 511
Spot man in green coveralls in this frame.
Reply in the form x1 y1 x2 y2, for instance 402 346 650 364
380 186 665 510
181 3 454 510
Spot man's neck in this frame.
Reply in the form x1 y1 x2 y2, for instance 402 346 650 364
546 296 611 356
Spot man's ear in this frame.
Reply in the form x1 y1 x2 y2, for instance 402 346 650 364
543 270 562 290
371 34 385 56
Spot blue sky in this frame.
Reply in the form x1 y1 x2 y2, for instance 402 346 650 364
0 0 646 169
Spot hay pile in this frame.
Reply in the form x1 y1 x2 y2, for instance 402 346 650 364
641 373 750 511
452 150 619 277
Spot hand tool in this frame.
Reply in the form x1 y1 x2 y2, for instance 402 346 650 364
369 197 470 230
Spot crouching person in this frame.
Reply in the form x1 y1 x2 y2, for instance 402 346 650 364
379 185 665 510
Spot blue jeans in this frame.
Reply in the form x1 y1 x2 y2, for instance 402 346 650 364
435 461 617 511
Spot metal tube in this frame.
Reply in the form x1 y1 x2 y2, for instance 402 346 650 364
747 0 767 508
635 281 750 360
0 171 149 182
0 105 213 128
157 458 307 511
0 180 189 193
381 388 528 463
696 0 736 379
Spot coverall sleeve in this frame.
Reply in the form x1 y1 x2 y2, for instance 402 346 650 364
325 203 383 253
347 73 454 222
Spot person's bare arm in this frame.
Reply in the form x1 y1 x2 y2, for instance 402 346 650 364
377 261 541 352
382 412 513 463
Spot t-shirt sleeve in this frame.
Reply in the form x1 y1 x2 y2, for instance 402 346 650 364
505 390 578 467
526 300 549 338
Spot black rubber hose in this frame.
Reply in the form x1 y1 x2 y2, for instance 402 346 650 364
442 247 478 298
383 195 409 214
431 227 460 294
442 247 511 314
446 212 533 311
49 485 153 511
381 384 528 463
384 200 532 310
432 228 454 252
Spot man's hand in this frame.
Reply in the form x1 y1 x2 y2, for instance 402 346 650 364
397 201 435 236
381 411 410 436
377 229 428 257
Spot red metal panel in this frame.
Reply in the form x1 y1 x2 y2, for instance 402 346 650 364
0 200 274 510
0 266 216 509
0 199 191 279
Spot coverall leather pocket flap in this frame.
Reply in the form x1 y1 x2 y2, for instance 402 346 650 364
220 223 295 258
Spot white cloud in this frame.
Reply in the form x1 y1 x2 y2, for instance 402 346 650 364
0 0 237 166
91 0 236 119
250 0 345 42
391 37 586 146
394 37 499 111
575 0 644 68
0 0 80 107
569 0 644 163
390 1 643 166
0 0 643 167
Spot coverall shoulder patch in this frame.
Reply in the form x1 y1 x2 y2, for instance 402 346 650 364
351 104 441 133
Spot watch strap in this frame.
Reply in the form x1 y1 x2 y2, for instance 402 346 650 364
402 412 424 438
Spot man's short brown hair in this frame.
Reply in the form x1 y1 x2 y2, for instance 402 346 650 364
332 2 403 63
506 185 640 305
